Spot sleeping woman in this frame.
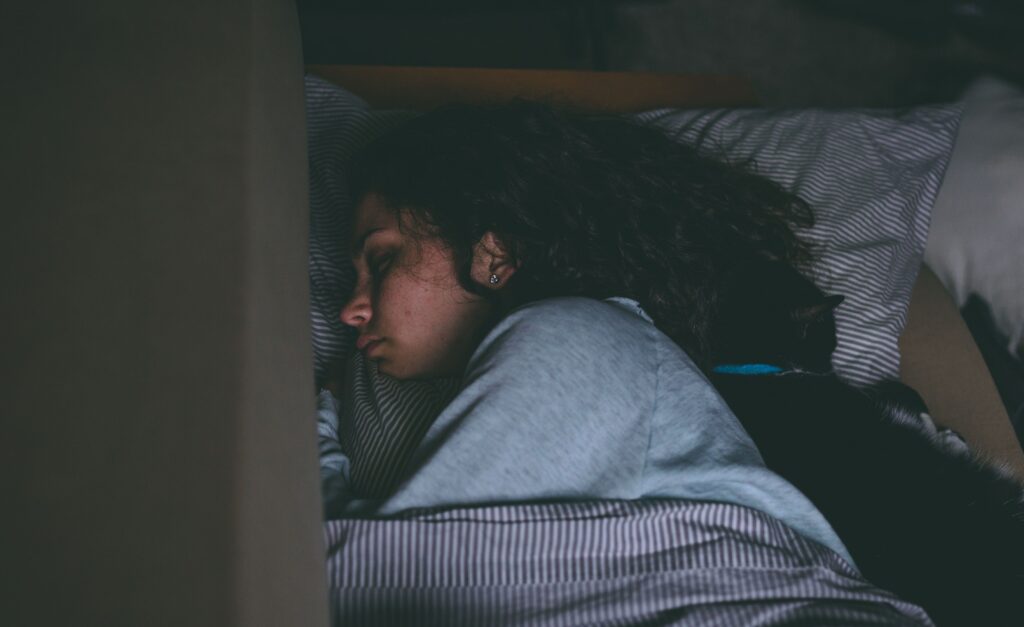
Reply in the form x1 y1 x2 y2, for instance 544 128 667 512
315 99 861 567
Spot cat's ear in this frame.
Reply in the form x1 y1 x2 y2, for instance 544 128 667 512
792 294 845 323
823 294 845 311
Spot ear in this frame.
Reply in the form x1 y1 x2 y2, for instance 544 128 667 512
471 231 519 289
791 294 845 323
823 294 845 311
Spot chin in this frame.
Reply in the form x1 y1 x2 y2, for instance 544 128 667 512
375 360 414 381
374 360 398 378
379 361 447 382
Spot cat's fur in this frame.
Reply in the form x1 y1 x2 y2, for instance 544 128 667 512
709 258 1024 627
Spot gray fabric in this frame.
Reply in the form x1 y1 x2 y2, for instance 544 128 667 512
325 500 933 626
338 355 461 497
327 296 853 565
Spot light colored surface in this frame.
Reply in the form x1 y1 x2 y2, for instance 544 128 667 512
3 2 328 626
900 266 1024 478
925 75 1024 353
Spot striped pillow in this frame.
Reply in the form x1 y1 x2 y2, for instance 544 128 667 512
306 78 414 387
306 74 960 488
306 76 452 496
636 106 961 385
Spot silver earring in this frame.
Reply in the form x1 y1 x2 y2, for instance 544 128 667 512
488 274 500 285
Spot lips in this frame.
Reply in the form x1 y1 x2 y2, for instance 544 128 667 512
356 335 383 351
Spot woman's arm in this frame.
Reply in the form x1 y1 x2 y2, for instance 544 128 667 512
899 264 1024 478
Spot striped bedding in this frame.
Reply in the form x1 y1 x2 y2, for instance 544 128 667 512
325 499 933 626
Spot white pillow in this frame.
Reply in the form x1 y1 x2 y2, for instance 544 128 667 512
924 75 1024 353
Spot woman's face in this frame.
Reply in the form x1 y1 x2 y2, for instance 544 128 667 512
339 194 502 380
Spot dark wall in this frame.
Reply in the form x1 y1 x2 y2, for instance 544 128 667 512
297 0 1024 106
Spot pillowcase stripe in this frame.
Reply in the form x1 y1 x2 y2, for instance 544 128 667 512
306 75 415 385
637 105 958 386
342 353 460 497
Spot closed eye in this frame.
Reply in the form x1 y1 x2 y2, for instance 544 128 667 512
369 252 394 278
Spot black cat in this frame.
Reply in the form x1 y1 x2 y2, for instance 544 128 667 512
708 258 1024 627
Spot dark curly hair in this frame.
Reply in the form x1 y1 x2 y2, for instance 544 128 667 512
349 100 815 371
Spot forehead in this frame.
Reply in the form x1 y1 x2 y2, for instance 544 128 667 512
351 193 403 254
353 193 398 236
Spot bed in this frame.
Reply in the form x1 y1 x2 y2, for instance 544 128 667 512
305 65 1024 625
307 64 1024 478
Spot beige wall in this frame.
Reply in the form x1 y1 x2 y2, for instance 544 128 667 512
3 2 328 625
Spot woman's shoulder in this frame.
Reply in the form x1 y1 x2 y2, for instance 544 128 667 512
471 296 661 373
497 296 657 348
508 295 653 328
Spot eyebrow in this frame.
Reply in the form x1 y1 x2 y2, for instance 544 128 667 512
352 227 385 257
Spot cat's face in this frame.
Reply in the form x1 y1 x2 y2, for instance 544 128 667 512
782 295 844 371
711 260 844 373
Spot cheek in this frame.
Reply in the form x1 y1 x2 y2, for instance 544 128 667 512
371 242 493 377
376 269 458 338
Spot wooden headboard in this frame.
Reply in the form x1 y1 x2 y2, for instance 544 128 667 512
305 64 758 111
307 64 1024 476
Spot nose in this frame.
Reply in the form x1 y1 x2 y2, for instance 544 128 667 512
339 284 372 329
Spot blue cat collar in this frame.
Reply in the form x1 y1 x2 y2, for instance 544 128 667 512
712 363 784 375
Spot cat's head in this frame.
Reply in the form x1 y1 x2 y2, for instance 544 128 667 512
710 259 845 374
